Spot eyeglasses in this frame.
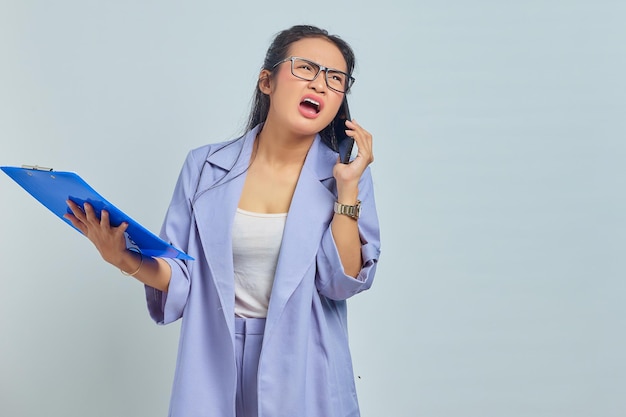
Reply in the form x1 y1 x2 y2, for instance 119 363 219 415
272 56 355 93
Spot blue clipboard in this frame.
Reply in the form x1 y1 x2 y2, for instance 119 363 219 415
1 165 193 260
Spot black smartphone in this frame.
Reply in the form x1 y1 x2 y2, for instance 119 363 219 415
333 98 354 164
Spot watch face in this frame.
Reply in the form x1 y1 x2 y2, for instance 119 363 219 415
353 202 361 219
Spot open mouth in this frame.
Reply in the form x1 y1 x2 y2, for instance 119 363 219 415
300 97 321 113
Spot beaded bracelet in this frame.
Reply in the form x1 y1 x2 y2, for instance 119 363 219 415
120 248 143 277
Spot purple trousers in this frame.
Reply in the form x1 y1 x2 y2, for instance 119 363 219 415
235 317 265 417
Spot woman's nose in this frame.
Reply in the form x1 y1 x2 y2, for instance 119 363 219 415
307 71 327 93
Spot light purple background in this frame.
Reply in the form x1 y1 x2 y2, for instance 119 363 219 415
1 1 624 416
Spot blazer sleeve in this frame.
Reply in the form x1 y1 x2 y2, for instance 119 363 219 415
315 167 381 300
145 147 205 325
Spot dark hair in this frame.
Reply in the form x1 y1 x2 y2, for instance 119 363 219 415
245 25 356 151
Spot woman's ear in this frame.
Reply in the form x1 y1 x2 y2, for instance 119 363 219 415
258 69 272 94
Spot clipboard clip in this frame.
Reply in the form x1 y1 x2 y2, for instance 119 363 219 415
22 164 54 171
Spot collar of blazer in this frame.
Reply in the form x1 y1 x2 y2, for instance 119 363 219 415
204 124 336 183
191 124 339 337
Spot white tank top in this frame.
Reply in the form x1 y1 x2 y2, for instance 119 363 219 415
232 208 287 318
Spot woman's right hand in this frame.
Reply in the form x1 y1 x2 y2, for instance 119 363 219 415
63 200 172 291
64 200 129 266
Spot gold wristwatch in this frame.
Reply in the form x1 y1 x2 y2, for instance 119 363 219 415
334 200 361 220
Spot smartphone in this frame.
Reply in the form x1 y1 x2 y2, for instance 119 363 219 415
333 98 354 164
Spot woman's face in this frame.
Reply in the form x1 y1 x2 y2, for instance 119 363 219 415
263 37 348 137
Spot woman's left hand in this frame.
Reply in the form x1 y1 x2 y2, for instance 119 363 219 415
332 119 374 200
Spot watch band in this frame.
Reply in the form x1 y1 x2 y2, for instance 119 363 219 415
334 200 361 220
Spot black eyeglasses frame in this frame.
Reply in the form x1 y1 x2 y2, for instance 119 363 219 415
272 56 355 93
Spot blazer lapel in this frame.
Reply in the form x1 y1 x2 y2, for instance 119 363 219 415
265 136 337 335
190 128 258 332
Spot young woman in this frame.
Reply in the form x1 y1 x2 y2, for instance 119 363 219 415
66 25 381 417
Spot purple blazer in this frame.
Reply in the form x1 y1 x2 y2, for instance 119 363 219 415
145 125 381 417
